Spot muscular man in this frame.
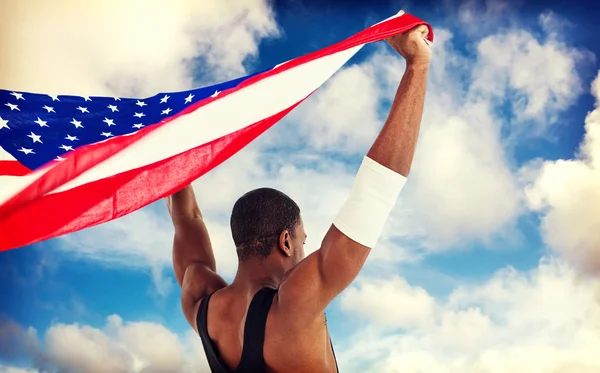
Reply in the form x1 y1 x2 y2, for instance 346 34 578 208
167 25 431 373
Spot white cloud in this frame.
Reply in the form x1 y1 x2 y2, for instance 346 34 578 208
340 276 436 329
46 322 133 373
0 367 38 373
59 206 176 295
456 0 513 31
106 315 186 373
338 257 600 373
386 17 586 249
286 58 386 154
524 71 600 275
0 0 279 96
364 29 520 249
0 315 208 373
470 18 584 133
400 103 521 247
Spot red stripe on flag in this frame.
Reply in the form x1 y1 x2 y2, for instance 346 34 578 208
0 102 301 251
0 161 31 176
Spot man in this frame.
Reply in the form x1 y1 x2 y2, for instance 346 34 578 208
167 24 431 373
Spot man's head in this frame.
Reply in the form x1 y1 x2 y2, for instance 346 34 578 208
230 188 305 267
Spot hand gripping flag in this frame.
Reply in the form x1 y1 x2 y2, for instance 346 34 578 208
0 11 433 251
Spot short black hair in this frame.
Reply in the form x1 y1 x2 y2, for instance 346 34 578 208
230 187 301 261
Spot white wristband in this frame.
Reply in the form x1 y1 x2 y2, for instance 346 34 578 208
333 156 407 248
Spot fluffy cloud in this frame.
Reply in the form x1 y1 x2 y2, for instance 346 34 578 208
524 71 600 275
390 13 586 248
471 25 584 132
340 276 436 329
285 55 387 153
0 0 279 96
45 322 133 373
373 29 520 248
0 315 208 373
0 367 38 373
338 257 600 373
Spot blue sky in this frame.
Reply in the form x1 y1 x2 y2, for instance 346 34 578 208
1 1 600 372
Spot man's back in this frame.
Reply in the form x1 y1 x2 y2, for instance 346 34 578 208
197 285 339 373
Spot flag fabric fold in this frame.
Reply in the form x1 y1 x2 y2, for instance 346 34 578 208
0 12 433 251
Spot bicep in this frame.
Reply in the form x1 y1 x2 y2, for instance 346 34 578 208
277 224 370 322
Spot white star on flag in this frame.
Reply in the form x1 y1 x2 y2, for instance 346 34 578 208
34 118 48 127
0 117 9 130
185 94 194 103
42 105 55 113
18 147 34 155
70 119 83 128
10 92 25 100
160 95 170 103
76 106 89 113
5 103 19 111
103 118 115 126
107 105 119 112
27 132 42 143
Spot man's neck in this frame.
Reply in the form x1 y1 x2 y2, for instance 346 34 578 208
232 257 288 289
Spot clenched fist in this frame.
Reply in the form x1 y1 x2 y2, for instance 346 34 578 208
386 24 432 67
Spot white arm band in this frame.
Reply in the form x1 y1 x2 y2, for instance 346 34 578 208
333 156 407 248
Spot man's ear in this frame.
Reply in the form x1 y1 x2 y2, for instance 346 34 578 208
277 230 293 257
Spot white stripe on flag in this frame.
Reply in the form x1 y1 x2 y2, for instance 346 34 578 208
0 145 57 204
0 146 16 161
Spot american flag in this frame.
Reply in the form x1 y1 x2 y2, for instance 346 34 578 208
0 12 432 251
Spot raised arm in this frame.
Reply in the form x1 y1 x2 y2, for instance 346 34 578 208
168 185 227 329
278 25 431 322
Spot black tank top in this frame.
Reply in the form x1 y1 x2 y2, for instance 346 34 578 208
196 287 340 373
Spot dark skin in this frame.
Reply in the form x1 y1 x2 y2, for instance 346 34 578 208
167 24 431 373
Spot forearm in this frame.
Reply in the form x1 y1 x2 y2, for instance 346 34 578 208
328 63 429 250
366 63 429 176
167 185 202 220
